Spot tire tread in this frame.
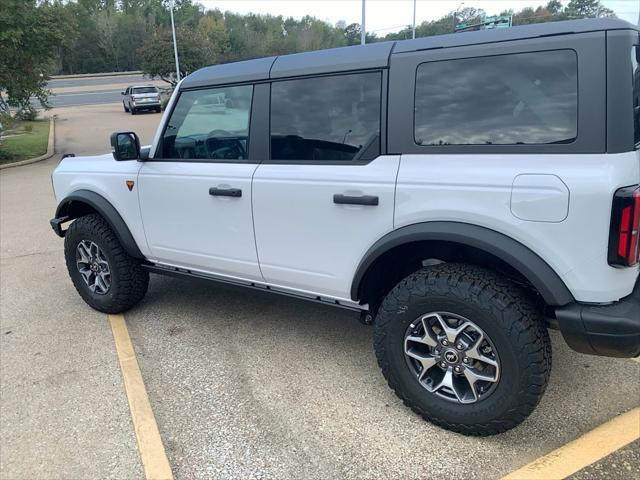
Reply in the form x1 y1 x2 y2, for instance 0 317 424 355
64 214 148 313
373 263 551 436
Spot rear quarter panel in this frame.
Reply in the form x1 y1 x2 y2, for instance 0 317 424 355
394 152 640 303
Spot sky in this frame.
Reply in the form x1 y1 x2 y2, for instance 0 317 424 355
198 0 639 33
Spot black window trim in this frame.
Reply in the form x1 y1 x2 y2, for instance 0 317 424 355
412 48 579 148
150 68 388 165
151 83 259 164
631 42 640 151
263 68 388 166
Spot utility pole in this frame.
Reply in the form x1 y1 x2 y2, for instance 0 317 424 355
361 0 366 45
169 1 181 82
453 2 464 33
412 0 416 39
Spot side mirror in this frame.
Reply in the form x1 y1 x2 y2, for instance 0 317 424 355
121 91 125 95
110 132 140 161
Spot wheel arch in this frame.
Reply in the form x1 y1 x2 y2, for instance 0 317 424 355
54 189 144 259
351 222 574 307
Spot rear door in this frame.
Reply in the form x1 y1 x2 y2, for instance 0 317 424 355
138 84 263 282
252 71 399 301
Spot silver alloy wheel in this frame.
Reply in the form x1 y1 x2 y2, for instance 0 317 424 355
404 312 500 404
76 240 111 295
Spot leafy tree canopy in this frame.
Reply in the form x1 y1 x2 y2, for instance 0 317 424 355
138 27 215 85
0 0 69 117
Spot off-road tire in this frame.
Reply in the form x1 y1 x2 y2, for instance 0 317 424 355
64 214 149 313
373 263 551 436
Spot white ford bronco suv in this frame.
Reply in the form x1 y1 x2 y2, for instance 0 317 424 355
51 19 640 436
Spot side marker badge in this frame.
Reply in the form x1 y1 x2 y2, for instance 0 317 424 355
126 180 135 191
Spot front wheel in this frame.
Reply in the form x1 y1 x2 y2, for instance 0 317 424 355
64 214 149 313
123 102 129 112
374 263 551 436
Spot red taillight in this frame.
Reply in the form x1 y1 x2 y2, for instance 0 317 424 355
630 189 640 264
609 186 640 267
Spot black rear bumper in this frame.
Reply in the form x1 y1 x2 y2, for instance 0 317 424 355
556 278 640 358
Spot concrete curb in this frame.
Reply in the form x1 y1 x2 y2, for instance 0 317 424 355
0 116 56 170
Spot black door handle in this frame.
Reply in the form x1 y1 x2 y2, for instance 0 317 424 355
333 194 379 206
209 187 242 197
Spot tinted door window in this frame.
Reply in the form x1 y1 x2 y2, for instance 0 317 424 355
270 72 381 161
414 50 578 146
161 85 253 160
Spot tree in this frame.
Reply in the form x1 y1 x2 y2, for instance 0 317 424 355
41 0 620 78
0 0 70 117
546 0 563 14
138 27 215 85
565 0 615 18
199 11 230 57
341 23 376 46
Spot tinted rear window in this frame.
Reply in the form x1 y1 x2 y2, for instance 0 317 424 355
414 50 578 146
132 87 158 94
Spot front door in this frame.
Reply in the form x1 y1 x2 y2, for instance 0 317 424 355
252 71 399 301
138 84 263 282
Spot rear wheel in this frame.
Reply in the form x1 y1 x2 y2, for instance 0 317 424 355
373 263 551 436
64 214 149 313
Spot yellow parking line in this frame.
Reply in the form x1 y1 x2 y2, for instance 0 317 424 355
109 314 173 480
502 407 640 480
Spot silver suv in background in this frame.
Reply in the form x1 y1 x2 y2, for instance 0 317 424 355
122 86 161 114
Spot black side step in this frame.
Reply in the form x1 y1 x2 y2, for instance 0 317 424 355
141 264 365 313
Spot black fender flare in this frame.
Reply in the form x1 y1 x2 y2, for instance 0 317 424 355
350 221 574 307
53 189 144 259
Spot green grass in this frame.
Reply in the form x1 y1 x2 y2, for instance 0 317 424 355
0 120 50 164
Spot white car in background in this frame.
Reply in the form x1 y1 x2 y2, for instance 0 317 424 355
121 85 161 114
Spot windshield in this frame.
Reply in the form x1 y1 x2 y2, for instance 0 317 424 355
132 87 157 94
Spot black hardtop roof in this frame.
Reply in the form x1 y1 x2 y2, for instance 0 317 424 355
394 17 636 53
181 18 637 89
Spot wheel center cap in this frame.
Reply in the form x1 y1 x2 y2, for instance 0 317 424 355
444 350 459 364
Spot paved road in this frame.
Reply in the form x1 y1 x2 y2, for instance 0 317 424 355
48 74 148 89
49 89 129 108
1 104 639 479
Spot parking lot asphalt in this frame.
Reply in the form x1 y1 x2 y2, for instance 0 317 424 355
569 440 639 480
1 103 639 479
